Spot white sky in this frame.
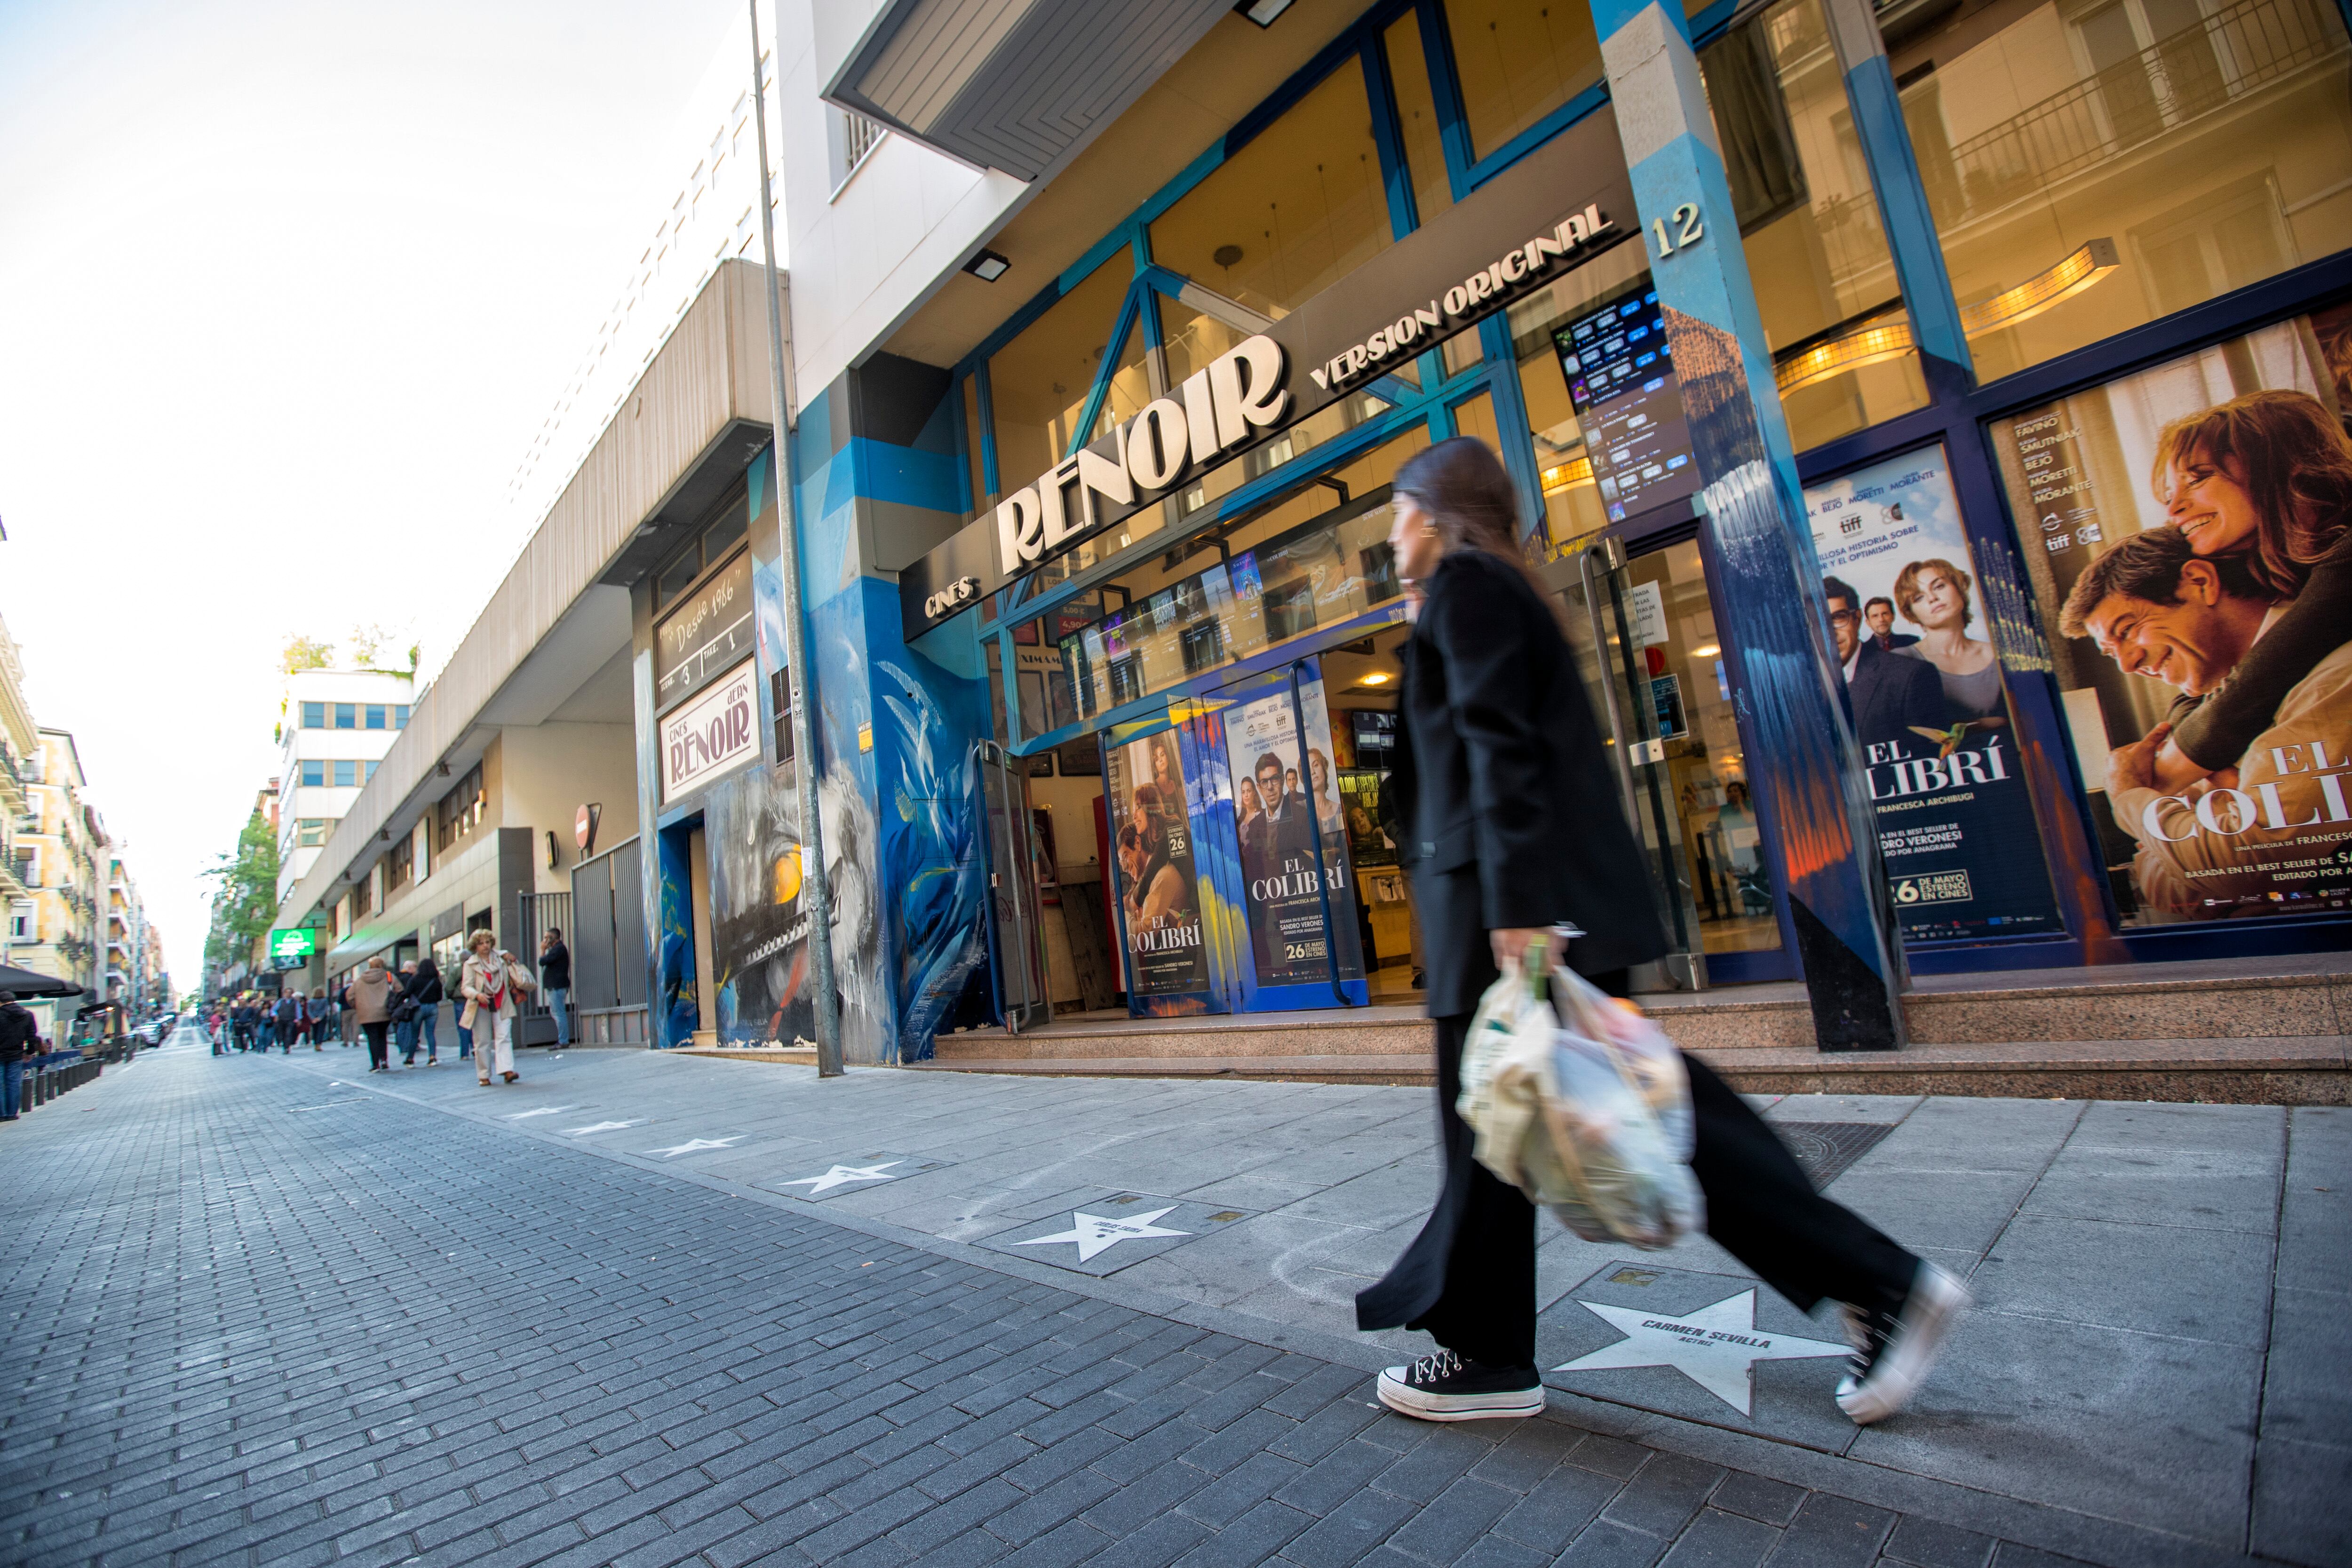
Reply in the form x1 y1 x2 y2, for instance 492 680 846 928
0 0 746 995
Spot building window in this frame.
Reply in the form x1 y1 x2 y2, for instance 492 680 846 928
386 834 413 894
333 760 357 788
296 818 334 848
651 480 751 610
1893 0 2352 376
828 107 886 193
302 702 325 728
436 762 485 852
394 705 410 728
8 902 31 941
301 759 324 788
354 871 373 919
1148 61 1391 323
335 703 356 728
364 760 378 782
986 260 1143 493
365 705 387 730
1438 0 1605 163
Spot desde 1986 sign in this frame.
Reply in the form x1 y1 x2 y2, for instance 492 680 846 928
661 657 759 804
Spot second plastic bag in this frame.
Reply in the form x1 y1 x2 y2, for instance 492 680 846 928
1458 939 1702 1249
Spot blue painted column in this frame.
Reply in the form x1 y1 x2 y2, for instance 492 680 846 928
1591 0 1909 1048
1820 0 1971 390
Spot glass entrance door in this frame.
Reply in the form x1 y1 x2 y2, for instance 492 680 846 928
1557 535 1797 986
977 740 1053 1030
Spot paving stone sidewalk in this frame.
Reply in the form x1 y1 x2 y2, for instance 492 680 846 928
0 1036 2333 1568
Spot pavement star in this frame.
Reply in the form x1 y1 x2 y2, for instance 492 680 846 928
1555 1289 1851 1415
565 1120 644 1136
644 1137 743 1159
1016 1206 1190 1263
780 1161 903 1195
501 1106 576 1121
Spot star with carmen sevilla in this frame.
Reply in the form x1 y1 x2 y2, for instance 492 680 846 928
1554 1289 1852 1415
780 1161 903 1195
1015 1206 1191 1263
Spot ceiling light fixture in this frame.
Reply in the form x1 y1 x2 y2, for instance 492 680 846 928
1236 0 1295 23
1775 239 2119 395
1692 643 1720 658
1359 671 1391 685
963 248 1010 282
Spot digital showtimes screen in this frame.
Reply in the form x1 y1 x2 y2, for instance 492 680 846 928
1554 289 1701 524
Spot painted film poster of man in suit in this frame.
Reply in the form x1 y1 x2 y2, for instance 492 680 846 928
1222 675 1365 987
1104 734 1209 996
1804 446 2065 941
1992 305 2352 925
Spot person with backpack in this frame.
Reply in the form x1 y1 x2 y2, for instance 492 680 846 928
349 958 398 1072
1355 438 1966 1430
272 990 302 1054
393 961 424 1066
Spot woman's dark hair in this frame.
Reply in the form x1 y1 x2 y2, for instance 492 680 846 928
2148 389 2352 595
1392 437 1541 587
414 956 440 982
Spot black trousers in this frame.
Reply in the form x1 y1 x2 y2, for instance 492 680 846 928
363 1022 390 1071
1361 1009 1919 1369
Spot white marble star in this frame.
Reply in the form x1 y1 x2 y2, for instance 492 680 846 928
565 1120 644 1136
1015 1206 1191 1263
1555 1289 1851 1415
779 1161 903 1195
645 1137 744 1159
501 1106 577 1121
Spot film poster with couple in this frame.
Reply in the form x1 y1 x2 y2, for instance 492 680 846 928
1991 305 2352 927
1104 734 1209 996
1804 447 2065 941
1221 674 1365 988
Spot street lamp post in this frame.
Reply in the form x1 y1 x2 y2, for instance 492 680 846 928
746 0 844 1079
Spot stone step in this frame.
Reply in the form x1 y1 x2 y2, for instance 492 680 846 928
905 1035 2349 1105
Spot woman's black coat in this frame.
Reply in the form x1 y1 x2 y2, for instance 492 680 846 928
1356 547 1669 1352
1388 548 1667 1013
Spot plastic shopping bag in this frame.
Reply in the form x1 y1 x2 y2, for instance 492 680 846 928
1457 937 1702 1249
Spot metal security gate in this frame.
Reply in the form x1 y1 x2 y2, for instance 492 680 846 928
512 891 573 1046
567 837 650 1045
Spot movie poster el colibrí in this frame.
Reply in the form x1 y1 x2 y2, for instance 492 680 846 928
1220 673 1364 987
1804 446 2065 941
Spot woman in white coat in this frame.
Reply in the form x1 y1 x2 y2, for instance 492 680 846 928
459 929 533 1085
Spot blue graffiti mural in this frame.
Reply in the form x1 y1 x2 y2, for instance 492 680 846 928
877 660 986 1059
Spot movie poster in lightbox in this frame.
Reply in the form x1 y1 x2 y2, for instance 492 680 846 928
1103 734 1208 996
1222 675 1364 985
1804 446 2064 941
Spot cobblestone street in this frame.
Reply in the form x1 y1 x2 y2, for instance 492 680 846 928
0 1033 2340 1568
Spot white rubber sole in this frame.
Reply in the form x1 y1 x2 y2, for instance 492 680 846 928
1836 1263 1971 1425
1376 1369 1547 1422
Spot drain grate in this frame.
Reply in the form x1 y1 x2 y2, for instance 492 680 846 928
1776 1121 1894 1188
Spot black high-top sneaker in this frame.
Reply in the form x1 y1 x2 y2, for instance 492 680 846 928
1376 1349 1545 1421
1836 1262 1970 1425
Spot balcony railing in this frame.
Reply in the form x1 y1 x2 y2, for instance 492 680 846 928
1921 0 2347 225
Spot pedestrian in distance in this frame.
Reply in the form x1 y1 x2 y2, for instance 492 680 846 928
538 927 571 1049
460 930 532 1086
394 961 424 1066
339 981 359 1049
1356 437 1967 1429
309 987 331 1051
254 996 276 1053
273 990 302 1055
0 991 38 1121
350 957 398 1073
407 956 445 1065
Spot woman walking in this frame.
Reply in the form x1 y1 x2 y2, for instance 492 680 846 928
1356 438 1965 1429
309 987 332 1051
460 930 532 1086
349 957 397 1073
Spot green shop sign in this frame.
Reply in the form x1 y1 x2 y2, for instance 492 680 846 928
268 928 318 965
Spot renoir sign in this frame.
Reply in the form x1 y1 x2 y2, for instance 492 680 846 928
660 658 760 805
899 107 1635 640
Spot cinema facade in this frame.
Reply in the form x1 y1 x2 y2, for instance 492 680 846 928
739 0 2352 1061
